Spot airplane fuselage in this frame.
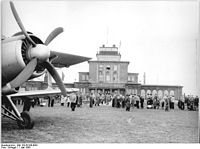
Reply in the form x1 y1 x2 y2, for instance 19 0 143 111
2 39 25 86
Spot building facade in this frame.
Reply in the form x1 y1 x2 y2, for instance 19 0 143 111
75 45 183 99
22 45 183 100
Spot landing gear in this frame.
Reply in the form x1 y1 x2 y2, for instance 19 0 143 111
17 111 34 129
1 95 34 129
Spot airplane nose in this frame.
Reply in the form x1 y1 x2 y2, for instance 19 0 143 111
28 44 50 62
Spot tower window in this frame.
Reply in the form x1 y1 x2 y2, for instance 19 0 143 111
99 65 103 70
113 65 117 71
106 65 110 70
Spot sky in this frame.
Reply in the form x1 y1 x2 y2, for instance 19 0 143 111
1 0 200 96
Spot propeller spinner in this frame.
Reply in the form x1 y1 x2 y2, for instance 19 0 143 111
9 1 67 96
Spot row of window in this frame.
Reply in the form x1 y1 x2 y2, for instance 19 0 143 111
82 74 89 81
81 74 135 82
99 74 118 82
99 64 118 82
128 76 135 82
99 65 118 71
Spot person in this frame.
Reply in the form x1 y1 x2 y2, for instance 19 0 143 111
106 93 111 105
147 94 153 109
112 94 115 107
135 94 140 109
188 95 195 111
76 93 81 107
100 93 105 105
170 95 175 109
114 94 118 107
125 97 131 111
185 95 190 108
153 95 158 109
89 93 95 108
60 95 65 106
78 93 83 107
180 95 185 110
66 95 70 107
194 96 199 110
165 95 170 111
161 95 165 110
34 97 40 106
130 94 135 108
47 96 51 107
116 94 121 108
140 95 144 109
95 93 100 106
122 95 126 108
70 93 77 111
51 96 55 107
23 96 33 111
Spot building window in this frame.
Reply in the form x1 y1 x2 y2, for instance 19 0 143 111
114 65 117 71
99 65 103 71
82 75 85 81
99 74 104 82
128 76 131 82
99 71 103 75
113 74 117 82
131 76 134 82
106 65 111 70
85 75 89 81
106 65 111 78
128 76 134 82
106 75 110 82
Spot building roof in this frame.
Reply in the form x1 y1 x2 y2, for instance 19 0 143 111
141 84 183 88
128 73 139 75
88 60 129 64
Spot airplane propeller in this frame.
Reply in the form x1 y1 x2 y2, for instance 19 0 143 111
9 1 67 96
10 1 36 47
45 27 64 46
9 58 37 88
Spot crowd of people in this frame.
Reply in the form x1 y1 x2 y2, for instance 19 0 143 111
59 91 199 112
181 95 199 111
10 90 199 113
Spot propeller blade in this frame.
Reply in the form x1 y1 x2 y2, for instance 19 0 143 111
45 27 64 45
2 35 25 44
9 58 37 88
10 1 36 47
43 61 67 96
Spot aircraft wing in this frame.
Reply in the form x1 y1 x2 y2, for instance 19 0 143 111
50 51 91 68
8 88 79 99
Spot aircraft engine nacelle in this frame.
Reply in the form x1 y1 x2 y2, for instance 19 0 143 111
2 33 46 86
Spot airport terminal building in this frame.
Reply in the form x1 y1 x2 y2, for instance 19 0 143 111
74 45 183 99
23 45 183 99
